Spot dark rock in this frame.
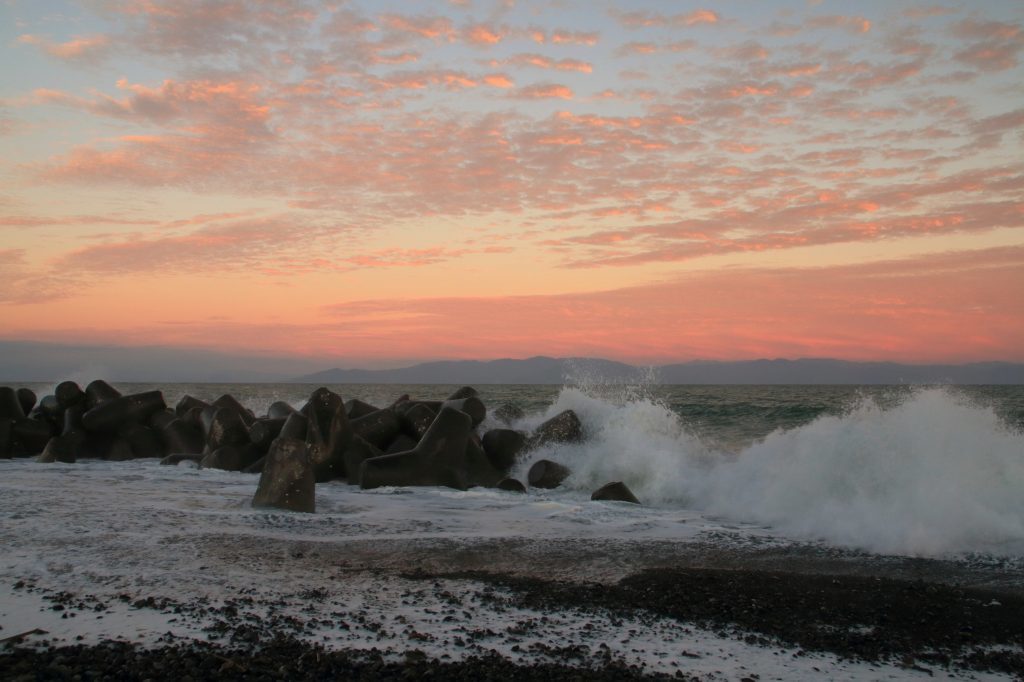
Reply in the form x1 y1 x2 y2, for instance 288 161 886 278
527 459 571 489
344 399 379 420
267 401 297 420
529 410 583 448
252 437 315 513
203 408 250 454
494 402 524 425
464 433 503 487
16 388 36 416
301 387 353 482
360 406 473 490
398 402 436 440
351 408 400 449
248 418 286 451
591 481 640 504
35 394 61 425
0 419 12 458
278 412 308 441
201 444 262 472
447 386 479 400
158 418 204 455
496 477 527 493
120 423 164 459
181 405 206 432
385 433 418 455
11 418 54 455
84 380 121 410
212 394 255 427
55 381 85 409
61 403 85 434
38 433 80 463
242 455 266 474
482 429 526 474
175 395 209 418
442 396 486 427
0 387 25 421
82 391 167 433
147 409 177 432
341 436 381 485
103 437 135 462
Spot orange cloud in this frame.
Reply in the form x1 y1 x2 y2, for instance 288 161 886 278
951 19 1024 71
616 9 719 29
17 34 111 62
379 14 455 41
497 54 593 73
550 30 599 46
463 23 504 45
483 73 515 88
513 83 574 100
807 15 872 34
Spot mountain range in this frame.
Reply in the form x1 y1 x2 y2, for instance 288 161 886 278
291 356 1024 385
2 340 1021 384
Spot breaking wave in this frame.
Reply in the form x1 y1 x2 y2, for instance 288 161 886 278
514 386 1024 557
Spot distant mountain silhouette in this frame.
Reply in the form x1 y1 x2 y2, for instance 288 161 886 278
291 356 1024 385
2 340 1020 384
291 356 643 385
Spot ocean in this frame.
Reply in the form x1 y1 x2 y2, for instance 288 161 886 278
10 380 1024 557
4 381 1024 678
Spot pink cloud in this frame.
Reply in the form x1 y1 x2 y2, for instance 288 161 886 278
616 9 719 29
951 19 1024 71
56 215 347 275
17 34 111 62
379 14 455 41
617 42 658 56
33 78 271 137
483 73 515 88
550 30 600 46
807 15 872 34
512 83 574 100
105 0 316 58
0 214 158 228
463 23 505 45
495 54 593 73
380 69 480 90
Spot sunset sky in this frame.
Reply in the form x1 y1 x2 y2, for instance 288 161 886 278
1 0 1022 368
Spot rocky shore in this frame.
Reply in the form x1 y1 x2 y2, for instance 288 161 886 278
3 380 1023 679
4 563 1023 680
1 380 641 507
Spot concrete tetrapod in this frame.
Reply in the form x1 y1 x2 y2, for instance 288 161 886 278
84 380 121 410
591 481 641 504
301 387 353 482
16 388 36 417
81 391 167 433
527 409 582 448
360 406 473 490
527 459 571 489
350 408 400 449
481 428 526 474
252 437 315 513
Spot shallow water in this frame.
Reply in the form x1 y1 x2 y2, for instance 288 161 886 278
13 381 1024 557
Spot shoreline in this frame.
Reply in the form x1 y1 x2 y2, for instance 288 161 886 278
4 562 1023 680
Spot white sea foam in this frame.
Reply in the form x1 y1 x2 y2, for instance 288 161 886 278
518 386 1024 557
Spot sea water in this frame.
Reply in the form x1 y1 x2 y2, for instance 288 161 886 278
9 381 1024 558
4 382 1024 677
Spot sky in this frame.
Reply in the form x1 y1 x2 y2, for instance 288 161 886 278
1 0 1022 369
